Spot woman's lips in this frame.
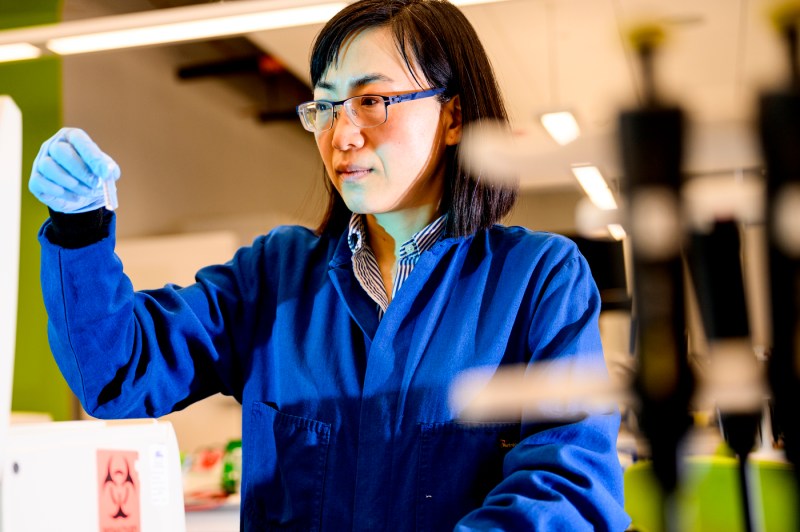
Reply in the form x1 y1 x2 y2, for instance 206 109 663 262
337 167 372 182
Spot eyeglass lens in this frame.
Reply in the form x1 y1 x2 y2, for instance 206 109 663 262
302 96 388 132
347 96 386 128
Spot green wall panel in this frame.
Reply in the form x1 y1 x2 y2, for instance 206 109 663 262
0 1 70 420
0 1 60 30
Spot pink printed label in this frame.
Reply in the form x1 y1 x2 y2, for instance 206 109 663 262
97 449 141 532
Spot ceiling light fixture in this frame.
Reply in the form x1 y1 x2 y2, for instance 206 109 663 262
0 43 41 63
0 0 512 63
571 164 618 210
0 0 346 61
47 4 346 55
540 111 580 145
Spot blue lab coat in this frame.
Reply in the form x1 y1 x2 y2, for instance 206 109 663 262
38 216 630 531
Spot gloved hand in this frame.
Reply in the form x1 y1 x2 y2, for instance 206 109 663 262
29 127 121 214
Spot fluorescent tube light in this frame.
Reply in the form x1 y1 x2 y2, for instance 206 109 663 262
0 0 507 63
540 111 580 145
572 165 618 210
0 43 41 62
607 224 626 241
47 4 345 55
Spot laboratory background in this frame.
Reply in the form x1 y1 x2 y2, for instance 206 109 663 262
2 0 800 530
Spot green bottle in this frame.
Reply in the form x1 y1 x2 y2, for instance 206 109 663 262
221 439 243 494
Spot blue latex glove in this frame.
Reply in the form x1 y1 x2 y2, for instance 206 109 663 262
29 127 121 214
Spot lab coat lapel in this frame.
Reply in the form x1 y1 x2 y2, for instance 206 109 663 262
394 241 463 405
327 230 380 341
364 239 461 408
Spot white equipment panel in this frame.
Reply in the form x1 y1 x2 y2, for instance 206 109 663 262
0 95 22 484
1 420 187 532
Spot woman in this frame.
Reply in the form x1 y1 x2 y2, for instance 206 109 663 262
29 0 629 530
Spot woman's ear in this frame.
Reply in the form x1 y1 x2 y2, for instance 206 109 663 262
443 95 462 146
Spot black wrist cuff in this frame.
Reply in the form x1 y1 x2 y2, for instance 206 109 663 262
46 208 112 249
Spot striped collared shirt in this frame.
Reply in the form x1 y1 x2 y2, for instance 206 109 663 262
348 213 447 316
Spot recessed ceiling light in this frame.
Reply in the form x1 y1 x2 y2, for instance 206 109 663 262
540 111 580 146
571 165 618 210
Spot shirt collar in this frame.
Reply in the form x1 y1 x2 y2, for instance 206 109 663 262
347 213 447 256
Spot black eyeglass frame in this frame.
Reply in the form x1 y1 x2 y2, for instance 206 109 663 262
296 87 447 133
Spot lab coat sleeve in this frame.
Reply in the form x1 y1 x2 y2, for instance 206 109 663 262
455 253 631 531
37 214 264 418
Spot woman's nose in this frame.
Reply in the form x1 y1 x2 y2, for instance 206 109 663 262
331 107 365 151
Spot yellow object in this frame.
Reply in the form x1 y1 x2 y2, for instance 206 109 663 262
625 456 798 532
769 1 800 32
625 23 667 53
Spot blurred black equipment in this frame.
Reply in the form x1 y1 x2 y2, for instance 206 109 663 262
619 25 696 532
760 4 800 515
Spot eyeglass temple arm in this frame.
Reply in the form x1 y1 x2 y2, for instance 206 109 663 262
387 87 446 105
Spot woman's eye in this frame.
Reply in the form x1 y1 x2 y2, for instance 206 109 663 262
360 96 381 107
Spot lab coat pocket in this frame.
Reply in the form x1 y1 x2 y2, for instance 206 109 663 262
243 401 331 532
417 421 520 531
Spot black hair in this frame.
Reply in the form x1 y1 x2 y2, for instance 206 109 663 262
310 0 517 237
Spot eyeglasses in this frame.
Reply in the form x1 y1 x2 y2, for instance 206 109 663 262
296 87 446 133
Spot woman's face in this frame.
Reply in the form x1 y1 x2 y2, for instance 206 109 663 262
314 27 461 217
